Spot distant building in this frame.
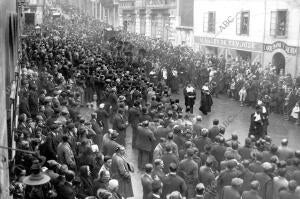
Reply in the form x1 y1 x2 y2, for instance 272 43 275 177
194 0 300 76
176 0 194 46
118 0 177 43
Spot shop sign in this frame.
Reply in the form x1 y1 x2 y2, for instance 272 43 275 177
263 41 297 56
194 36 263 52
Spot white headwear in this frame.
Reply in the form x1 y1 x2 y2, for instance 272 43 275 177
108 179 119 190
99 103 105 109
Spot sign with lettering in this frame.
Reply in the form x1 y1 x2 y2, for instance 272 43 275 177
194 36 263 52
263 41 297 56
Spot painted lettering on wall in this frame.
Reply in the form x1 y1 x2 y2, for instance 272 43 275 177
263 41 297 56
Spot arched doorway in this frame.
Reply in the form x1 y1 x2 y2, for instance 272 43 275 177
272 52 285 75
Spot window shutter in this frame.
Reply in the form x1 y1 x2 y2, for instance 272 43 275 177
270 11 277 36
236 12 241 35
285 10 288 38
203 12 208 32
213 12 216 33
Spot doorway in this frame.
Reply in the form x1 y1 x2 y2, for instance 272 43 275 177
272 52 285 75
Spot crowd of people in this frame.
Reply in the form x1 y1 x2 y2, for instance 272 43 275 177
9 4 300 199
115 28 300 122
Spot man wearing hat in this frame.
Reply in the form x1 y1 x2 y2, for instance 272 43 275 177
41 123 60 161
178 148 199 198
96 103 110 133
102 129 120 157
141 164 154 199
193 128 212 154
112 108 129 146
136 121 156 169
128 101 142 149
220 178 244 199
57 135 76 170
107 87 118 117
90 112 104 149
28 83 39 118
111 146 134 198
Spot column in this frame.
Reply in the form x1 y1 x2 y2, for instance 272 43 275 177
156 13 163 39
135 10 141 34
119 12 123 29
113 5 116 27
145 9 152 37
168 9 176 44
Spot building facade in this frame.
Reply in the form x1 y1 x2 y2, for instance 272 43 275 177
118 0 177 42
0 0 23 198
194 0 300 76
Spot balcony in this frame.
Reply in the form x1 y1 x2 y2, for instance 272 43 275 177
146 0 176 9
119 0 135 10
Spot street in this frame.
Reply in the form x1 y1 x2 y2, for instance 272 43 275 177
80 89 300 199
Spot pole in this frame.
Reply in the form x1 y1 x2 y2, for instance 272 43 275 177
295 23 300 76
0 145 36 154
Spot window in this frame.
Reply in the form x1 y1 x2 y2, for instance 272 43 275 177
236 11 250 35
203 12 216 33
270 10 288 37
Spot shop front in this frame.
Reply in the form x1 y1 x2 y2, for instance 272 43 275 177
194 36 264 63
263 41 298 76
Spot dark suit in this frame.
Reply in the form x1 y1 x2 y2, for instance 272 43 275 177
102 139 120 157
162 173 187 199
279 189 300 199
19 97 31 118
108 92 118 115
41 132 59 160
28 90 39 118
161 153 179 174
193 136 212 153
240 168 255 192
221 186 241 199
141 174 153 199
112 113 128 146
128 106 141 148
199 165 215 187
217 168 242 194
96 108 110 133
91 118 103 148
291 169 300 185
249 161 264 173
208 126 220 142
136 126 156 169
178 158 199 198
249 113 264 139
238 146 253 160
56 182 76 199
211 144 226 165
254 172 273 199
242 190 263 199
